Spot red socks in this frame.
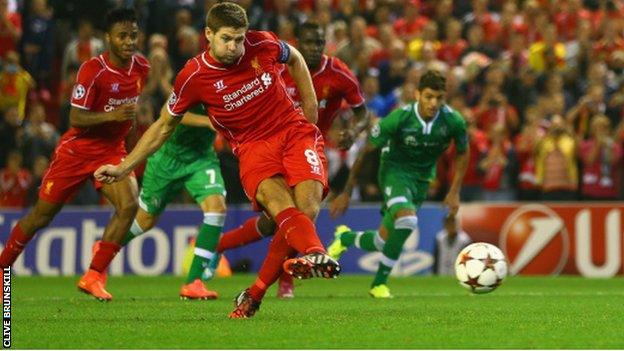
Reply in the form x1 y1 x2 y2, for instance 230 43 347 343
248 208 325 301
89 241 121 273
0 224 33 268
275 208 325 255
249 230 296 301
217 216 263 253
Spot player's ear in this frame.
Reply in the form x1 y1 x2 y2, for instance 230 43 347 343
414 89 420 101
205 27 213 42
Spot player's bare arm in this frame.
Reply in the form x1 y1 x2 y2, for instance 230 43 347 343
329 141 378 218
69 104 137 128
95 105 182 183
338 104 370 150
444 146 469 215
285 44 318 123
180 111 216 131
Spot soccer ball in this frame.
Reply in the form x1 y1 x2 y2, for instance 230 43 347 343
454 242 508 294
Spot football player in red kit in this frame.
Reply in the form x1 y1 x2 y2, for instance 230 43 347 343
0 8 149 301
215 21 369 298
93 3 340 318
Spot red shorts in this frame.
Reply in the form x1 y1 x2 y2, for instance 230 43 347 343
236 122 329 211
39 146 130 204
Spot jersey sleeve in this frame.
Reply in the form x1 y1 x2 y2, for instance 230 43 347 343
450 109 469 153
70 59 103 110
369 108 404 147
251 31 291 64
167 59 202 117
332 58 365 107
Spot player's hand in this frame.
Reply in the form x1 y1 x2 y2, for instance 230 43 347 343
329 192 351 218
443 191 460 216
337 130 355 150
113 104 138 122
94 164 129 184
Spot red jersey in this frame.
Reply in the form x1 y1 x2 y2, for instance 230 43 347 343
0 12 21 58
167 31 306 151
279 55 364 138
0 168 31 208
65 52 150 155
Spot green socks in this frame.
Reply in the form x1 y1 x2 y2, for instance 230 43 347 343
186 213 225 283
372 216 418 287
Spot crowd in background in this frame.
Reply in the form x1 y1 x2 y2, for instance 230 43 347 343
1 0 624 208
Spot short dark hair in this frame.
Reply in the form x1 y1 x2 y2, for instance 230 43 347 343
205 2 249 32
105 8 137 32
298 21 323 39
418 70 446 91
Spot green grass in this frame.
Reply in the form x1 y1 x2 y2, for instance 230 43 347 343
10 275 624 349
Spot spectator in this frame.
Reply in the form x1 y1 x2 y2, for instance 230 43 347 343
0 0 21 59
144 46 173 109
336 16 381 70
437 19 468 67
406 21 440 62
434 214 472 276
528 24 566 73
61 20 104 81
535 114 579 201
21 0 54 92
0 105 21 167
514 105 546 201
0 150 31 208
26 155 48 206
579 115 622 200
0 50 35 120
393 0 429 42
361 74 394 119
479 124 518 201
21 102 59 169
566 83 607 139
377 39 411 96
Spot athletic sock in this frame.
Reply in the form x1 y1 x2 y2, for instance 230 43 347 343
353 230 384 252
275 207 325 255
249 230 296 301
371 218 415 287
216 216 262 253
186 213 224 283
89 241 122 273
121 219 144 246
0 224 33 268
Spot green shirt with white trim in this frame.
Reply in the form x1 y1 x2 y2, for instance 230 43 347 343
369 102 468 182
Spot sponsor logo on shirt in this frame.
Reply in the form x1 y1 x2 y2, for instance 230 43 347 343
73 84 86 100
222 73 273 111
104 95 140 112
214 79 227 92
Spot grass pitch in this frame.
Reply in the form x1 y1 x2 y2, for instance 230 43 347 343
10 275 624 349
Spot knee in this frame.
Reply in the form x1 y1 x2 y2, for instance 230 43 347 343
115 199 139 219
394 215 418 232
257 215 277 237
299 202 320 221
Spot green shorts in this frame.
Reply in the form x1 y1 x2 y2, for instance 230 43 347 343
379 168 430 220
139 151 226 215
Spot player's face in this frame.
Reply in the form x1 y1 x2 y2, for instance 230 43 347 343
298 28 325 69
417 88 445 118
207 26 247 65
107 22 139 63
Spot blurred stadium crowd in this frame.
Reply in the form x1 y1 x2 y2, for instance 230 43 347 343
1 0 624 208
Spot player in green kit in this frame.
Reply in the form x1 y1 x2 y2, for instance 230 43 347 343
328 70 469 298
95 104 226 299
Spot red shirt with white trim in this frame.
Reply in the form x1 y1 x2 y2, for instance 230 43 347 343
167 31 307 151
279 55 365 138
64 52 150 155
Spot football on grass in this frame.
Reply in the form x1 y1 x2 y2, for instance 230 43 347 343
455 242 508 294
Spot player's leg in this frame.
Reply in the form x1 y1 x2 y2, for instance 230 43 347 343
0 198 64 267
179 161 227 299
79 176 139 301
369 207 417 298
328 224 387 260
216 213 275 253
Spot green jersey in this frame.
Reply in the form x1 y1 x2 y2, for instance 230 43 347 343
369 102 468 182
158 105 217 163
